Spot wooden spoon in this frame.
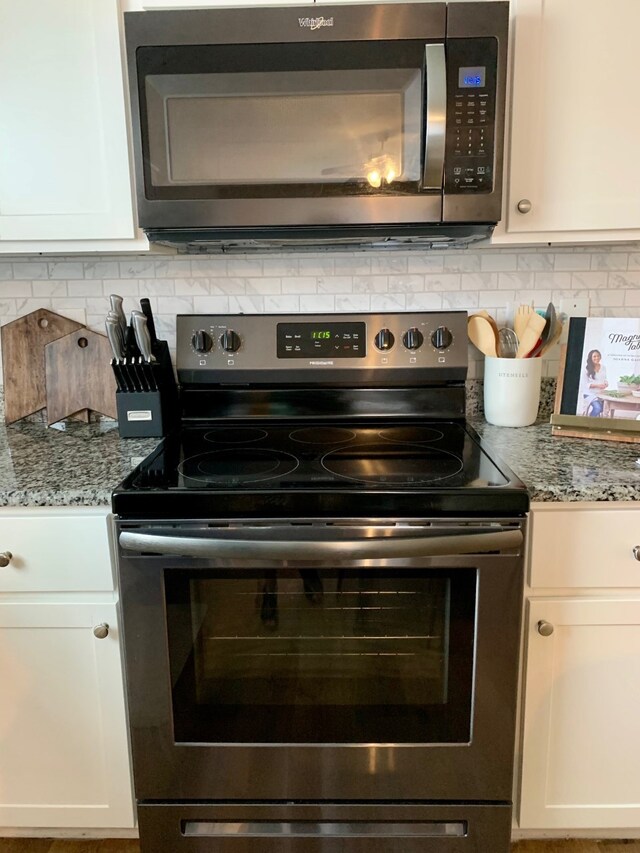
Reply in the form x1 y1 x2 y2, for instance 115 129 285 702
477 309 500 354
515 311 547 358
468 314 498 357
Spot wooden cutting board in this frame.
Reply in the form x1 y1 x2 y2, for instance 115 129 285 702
44 329 117 425
1 309 86 424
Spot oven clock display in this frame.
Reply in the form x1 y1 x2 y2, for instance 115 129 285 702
277 322 366 358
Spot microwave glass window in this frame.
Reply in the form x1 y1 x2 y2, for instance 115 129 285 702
164 568 476 745
145 69 421 188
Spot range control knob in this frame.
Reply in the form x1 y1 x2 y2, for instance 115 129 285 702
431 326 453 350
192 330 213 354
374 328 395 351
221 329 241 353
403 327 424 350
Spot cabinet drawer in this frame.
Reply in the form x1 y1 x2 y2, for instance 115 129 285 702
530 508 640 589
0 511 113 593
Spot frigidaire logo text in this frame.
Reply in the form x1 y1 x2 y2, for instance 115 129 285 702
298 16 334 29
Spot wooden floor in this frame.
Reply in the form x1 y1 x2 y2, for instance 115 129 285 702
1 840 640 852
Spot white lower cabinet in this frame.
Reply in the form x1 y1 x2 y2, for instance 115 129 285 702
518 504 640 832
0 509 134 831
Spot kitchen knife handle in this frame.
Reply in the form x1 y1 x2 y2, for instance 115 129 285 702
132 310 156 363
109 294 127 337
106 317 124 360
140 297 158 346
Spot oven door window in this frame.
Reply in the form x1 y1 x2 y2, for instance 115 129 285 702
136 41 426 199
165 569 475 744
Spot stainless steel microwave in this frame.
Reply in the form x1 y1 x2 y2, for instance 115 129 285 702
124 2 509 251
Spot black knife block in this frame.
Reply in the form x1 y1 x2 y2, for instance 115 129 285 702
114 340 179 438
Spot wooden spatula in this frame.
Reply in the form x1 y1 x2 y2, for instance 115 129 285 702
514 304 534 343
516 312 547 358
468 314 498 357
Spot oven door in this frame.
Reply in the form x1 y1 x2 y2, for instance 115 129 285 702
117 520 524 803
125 6 447 229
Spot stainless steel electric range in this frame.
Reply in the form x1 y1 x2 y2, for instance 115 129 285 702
112 311 528 853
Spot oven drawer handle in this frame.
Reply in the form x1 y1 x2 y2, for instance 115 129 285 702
119 528 523 560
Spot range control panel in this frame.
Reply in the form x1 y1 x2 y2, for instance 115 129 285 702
445 38 498 194
177 312 468 385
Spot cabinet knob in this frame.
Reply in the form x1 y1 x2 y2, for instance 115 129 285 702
633 546 640 561
537 620 554 637
93 623 109 640
517 199 532 214
0 551 13 567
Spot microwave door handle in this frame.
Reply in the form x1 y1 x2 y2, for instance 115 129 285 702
423 43 447 190
119 528 522 560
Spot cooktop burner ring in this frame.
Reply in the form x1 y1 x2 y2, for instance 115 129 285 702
320 442 464 485
204 427 268 444
178 447 299 485
377 427 445 444
289 427 356 445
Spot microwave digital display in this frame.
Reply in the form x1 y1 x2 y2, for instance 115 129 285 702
458 66 486 88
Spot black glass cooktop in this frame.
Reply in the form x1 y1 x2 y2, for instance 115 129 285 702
113 420 529 518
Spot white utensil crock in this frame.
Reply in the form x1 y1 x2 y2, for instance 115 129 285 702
483 356 542 427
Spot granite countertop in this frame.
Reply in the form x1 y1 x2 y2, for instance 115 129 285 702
0 390 639 508
470 418 640 503
0 394 158 507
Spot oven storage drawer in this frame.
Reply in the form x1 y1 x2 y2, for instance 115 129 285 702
138 803 512 853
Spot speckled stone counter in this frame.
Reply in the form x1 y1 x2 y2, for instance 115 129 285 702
0 393 158 507
470 418 640 503
0 387 639 508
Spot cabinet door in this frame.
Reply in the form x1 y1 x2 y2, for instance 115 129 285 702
0 0 135 241
519 597 640 829
503 0 640 239
0 602 135 828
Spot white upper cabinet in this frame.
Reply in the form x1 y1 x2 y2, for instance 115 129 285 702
495 0 640 243
123 1 309 8
0 0 138 245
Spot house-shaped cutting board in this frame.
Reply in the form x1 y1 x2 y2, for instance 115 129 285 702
44 329 117 425
1 309 86 424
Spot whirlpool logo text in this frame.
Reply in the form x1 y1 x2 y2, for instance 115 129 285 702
298 16 334 29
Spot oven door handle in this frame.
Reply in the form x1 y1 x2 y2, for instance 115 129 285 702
422 43 447 190
119 527 523 560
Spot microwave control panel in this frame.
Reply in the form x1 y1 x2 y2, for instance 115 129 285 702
444 38 498 194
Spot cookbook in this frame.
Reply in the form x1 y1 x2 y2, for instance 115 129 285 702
553 316 640 441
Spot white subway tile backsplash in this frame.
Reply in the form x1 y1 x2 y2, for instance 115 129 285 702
83 260 119 279
590 253 629 271
517 253 554 271
570 271 609 290
118 260 156 278
424 273 461 292
0 280 32 297
47 262 84 280
190 258 228 277
443 253 481 273
480 253 518 272
553 254 592 271
300 295 336 312
228 295 265 313
33 281 68 298
264 295 300 312
13 262 47 280
0 244 639 383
